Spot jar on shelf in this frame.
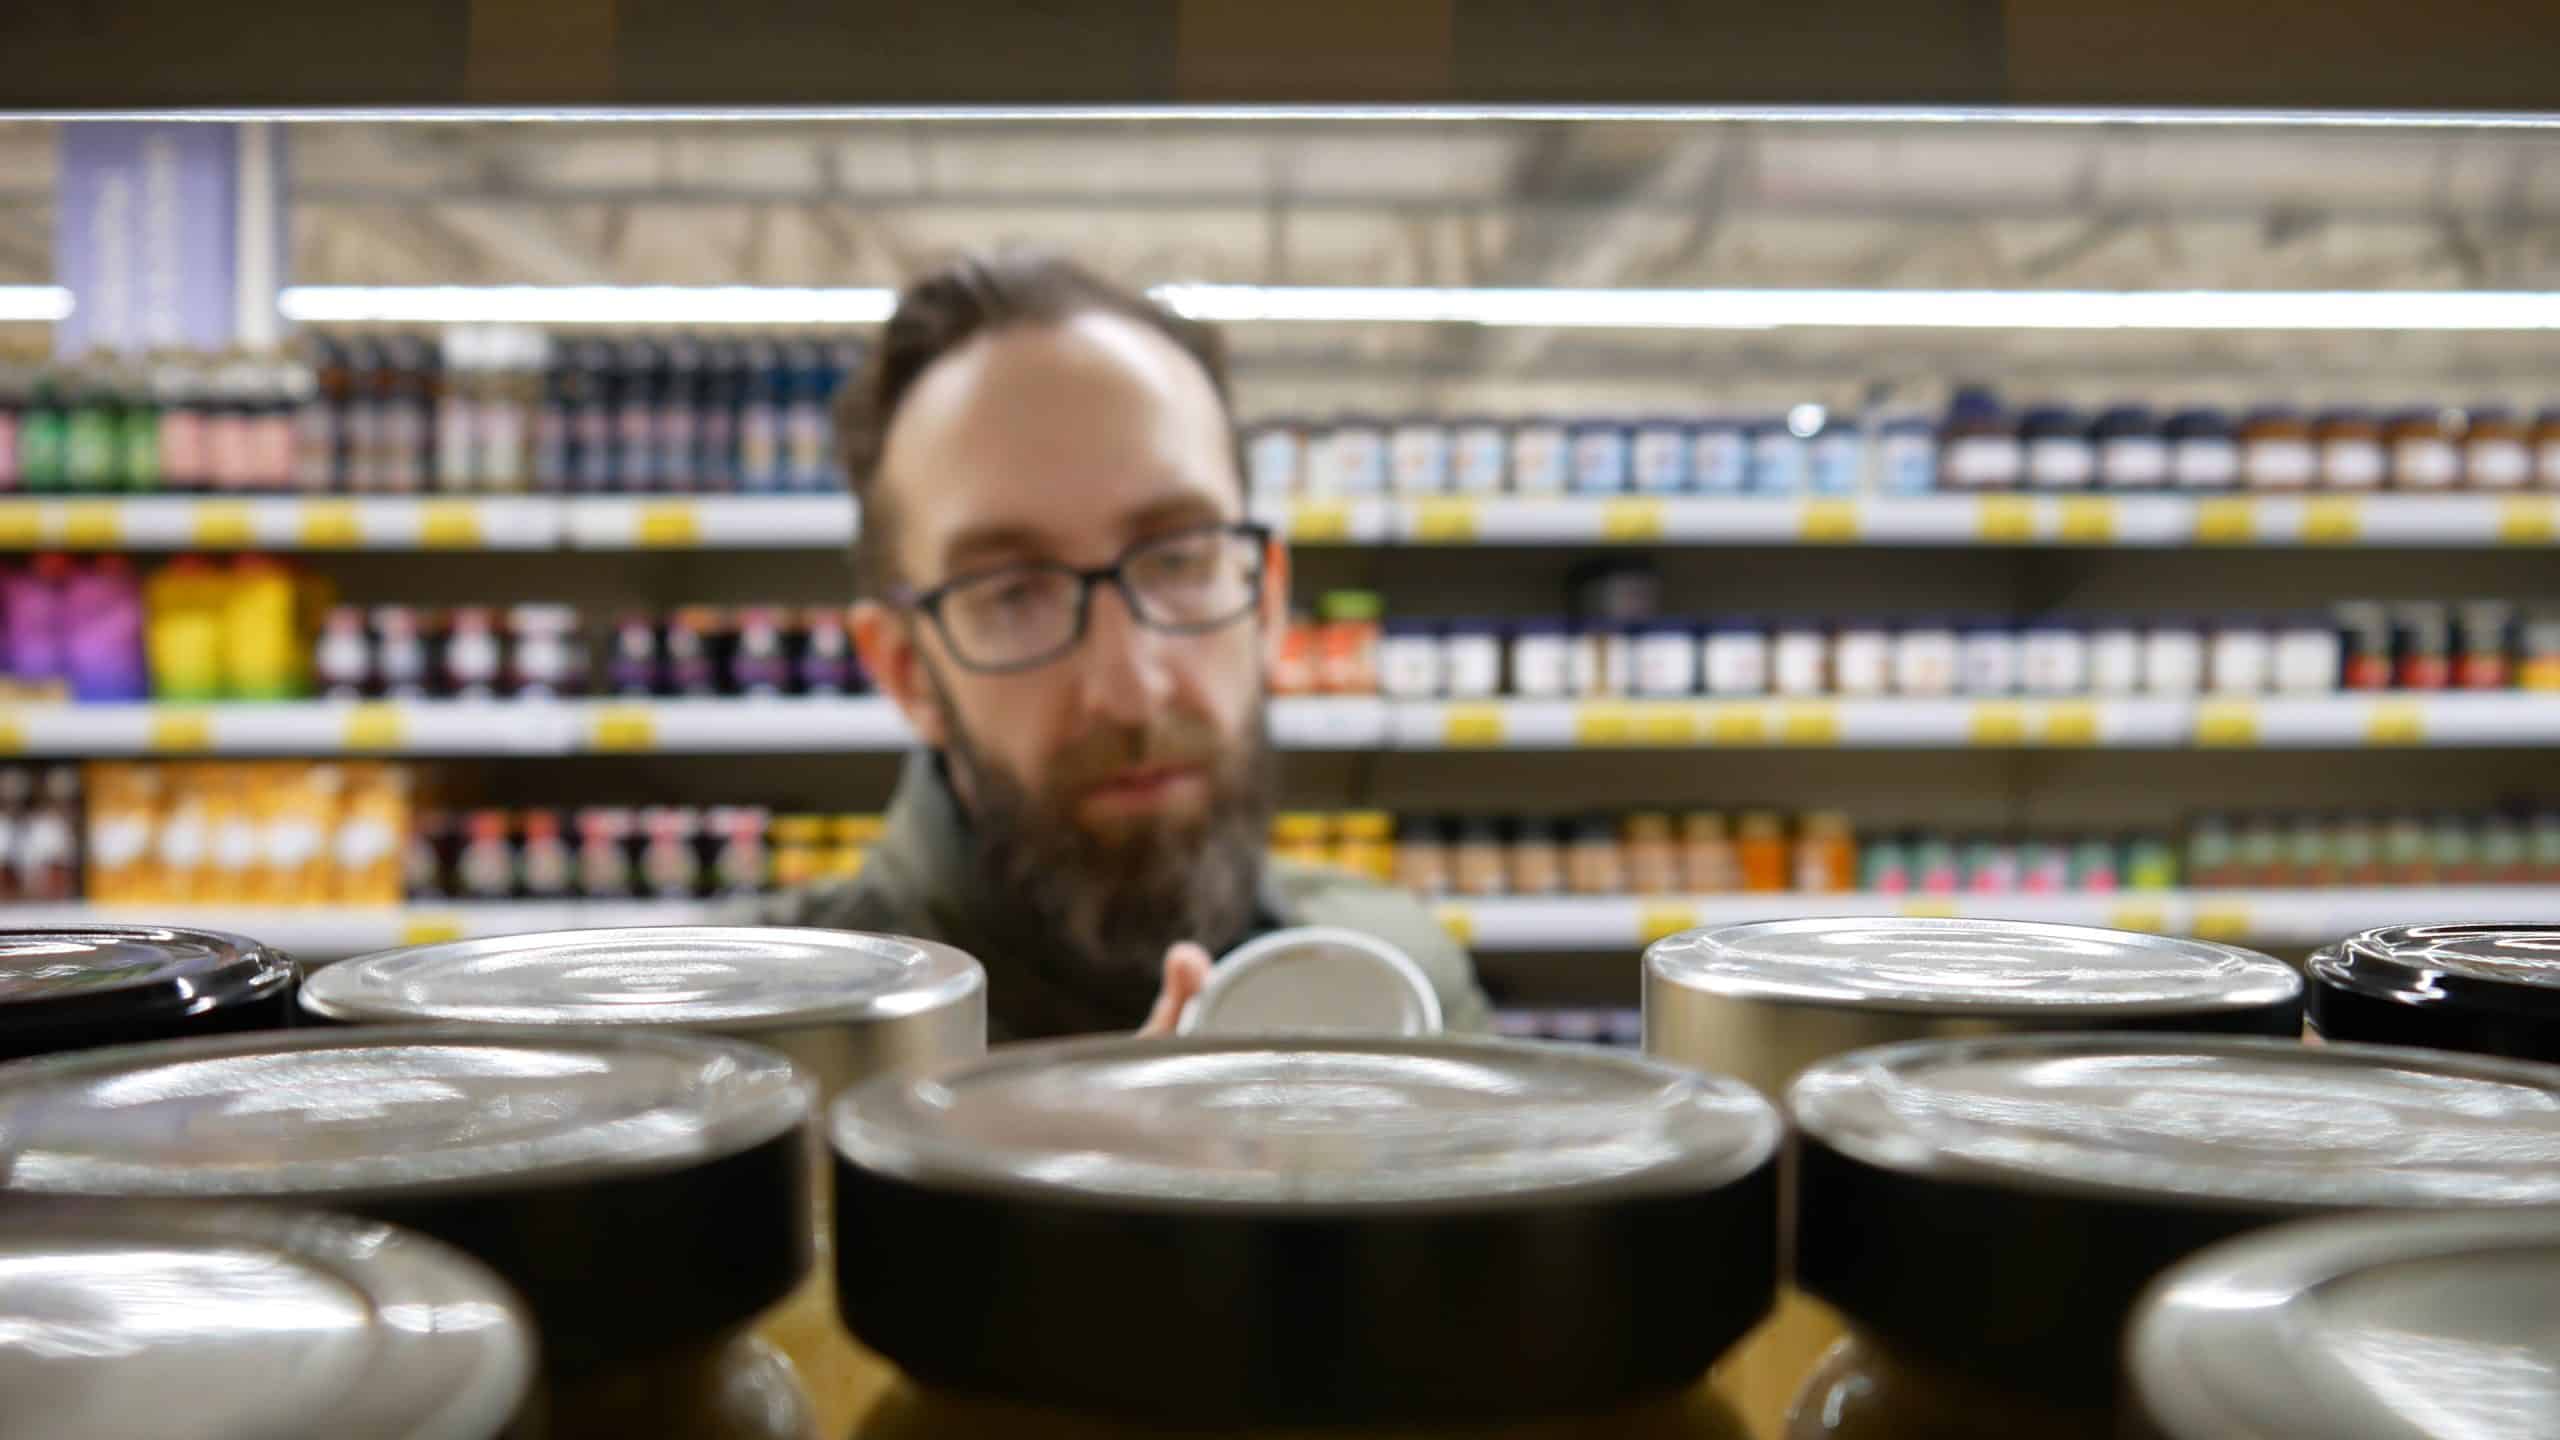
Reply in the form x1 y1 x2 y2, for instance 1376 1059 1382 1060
1642 921 2304 1440
1680 811 1739 893
1509 419 1568 495
2166 409 2241 490
1244 421 1302 497
2333 601 2393 690
1440 618 1503 699
1270 613 1318 695
831 1037 1775 1439
1509 619 1572 699
1635 619 1702 697
1939 391 2021 491
1794 813 1857 893
1450 817 1508 897
2239 407 2315 490
1632 418 1692 493
1785 1033 2560 1439
2020 407 2093 490
1690 418 1749 494
0 925 295 1063
1859 834 1911 893
2141 619 2206 696
2207 616 2273 695
1703 619 1771 696
1956 620 2020 696
1876 416 1938 494
2395 602 2454 690
1316 590 1384 695
1772 620 1829 696
1809 420 1865 495
1378 618 1445 700
1567 816 1628 896
1450 418 1507 494
1333 810 1397 884
1320 415 1386 494
1890 618 1959 697
1735 812 1789 893
2524 609 2560 691
1509 819 1565 896
2388 406 2460 489
1393 815 1451 897
2312 408 2385 490
1748 419 1810 495
1571 623 1636 698
1624 812 1680 895
2308 923 2560 1060
2536 408 2560 489
2462 406 2532 490
1389 418 1451 495
2093 406 2166 489
1832 620 1892 697
2273 613 2341 693
2456 600 2515 689
2018 619 2089 695
1570 419 1630 494
0 1029 826 1440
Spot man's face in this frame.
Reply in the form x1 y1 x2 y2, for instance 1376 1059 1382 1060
852 311 1288 969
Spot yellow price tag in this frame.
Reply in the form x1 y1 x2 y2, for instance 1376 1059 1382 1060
1442 704 1505 747
297 500 362 548
191 501 255 549
1599 498 1666 542
1976 496 2035 543
0 505 41 548
1707 704 1767 745
1434 904 1475 948
1410 498 1479 543
342 703 405 751
590 707 658 752
2366 700 2425 746
1779 702 1840 745
399 915 467 946
1289 500 1351 543
2196 702 2259 747
420 502 482 548
1799 499 1859 543
2498 497 2557 545
637 502 703 547
60 502 120 548
2195 497 2256 544
2108 904 2170 934
0 715 24 753
2192 906 2252 940
1637 904 1700 945
2058 496 2116 543
1633 704 1700 746
148 710 212 753
1969 702 2027 746
2040 701 2100 746
1575 704 1633 746
2301 496 2361 544
1901 899 1960 919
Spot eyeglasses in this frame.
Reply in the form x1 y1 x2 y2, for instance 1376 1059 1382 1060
890 522 1272 673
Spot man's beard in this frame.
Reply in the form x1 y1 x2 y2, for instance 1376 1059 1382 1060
937 683 1273 1005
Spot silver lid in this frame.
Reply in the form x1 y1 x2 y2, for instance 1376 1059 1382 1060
1792 1034 2560 1209
2335 923 2560 991
1648 917 2301 1017
832 1035 1778 1207
1180 926 1442 1037
2132 1208 2560 1440
0 1200 532 1440
303 926 984 1031
0 1027 807 1200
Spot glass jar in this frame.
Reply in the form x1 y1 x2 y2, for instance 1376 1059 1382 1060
2093 406 2165 489
2018 621 2088 695
1378 618 1445 699
2334 601 2393 690
1568 816 1628 896
2388 407 2459 489
1831 622 1891 696
2273 614 2341 694
1441 619 1503 699
1510 420 1568 494
1570 420 1631 495
2142 621 2205 696
2307 924 2560 1060
1572 624 1635 698
1451 419 1508 494
0 924 295 1063
1809 422 1864 495
2132 1207 2560 1440
2396 603 2454 690
1317 590 1384 696
1785 1032 2560 1438
1510 620 1572 698
0 1199 536 1440
1644 920 2305 1440
2463 406 2532 490
2207 617 2272 695
2537 408 2560 490
1690 419 1749 494
1939 390 2019 491
2166 409 2240 490
1773 621 1829 696
2086 620 2141 693
1890 620 1958 697
1957 622 2020 696
1624 812 1680 895
1393 816 1451 898
1451 818 1508 897
1244 421 1301 497
1632 418 1691 493
2020 407 2093 490
1389 419 1451 495
1510 819 1565 896
2524 609 2560 692
2457 600 2515 690
1749 420 1810 494
2313 408 2385 490
2240 408 2315 490
1321 416 1386 495
0 1028 822 1440
1703 621 1771 696
832 1037 1776 1440
1635 621 1702 697
1735 812 1790 893
1876 417 1937 494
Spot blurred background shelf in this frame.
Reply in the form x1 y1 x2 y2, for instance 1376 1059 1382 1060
0 495 857 551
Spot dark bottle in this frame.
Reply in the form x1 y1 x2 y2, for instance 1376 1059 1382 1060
404 808 455 900
518 809 574 899
656 335 702 492
795 608 854 695
730 608 790 696
572 339 618 493
17 367 68 492
605 614 662 697
694 340 742 492
664 607 722 697
532 351 576 493
615 337 662 492
781 339 832 492
736 339 784 492
455 809 517 899
313 606 373 700
370 606 430 699
440 608 504 699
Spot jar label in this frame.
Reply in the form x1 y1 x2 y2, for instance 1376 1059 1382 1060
2469 440 2530 489
2173 438 2240 488
1689 429 1747 492
2321 440 2385 488
1452 428 1508 493
1749 433 1809 493
1327 429 1386 493
1944 435 2022 488
1390 427 1451 494
1246 431 1300 495
1511 429 1567 493
2027 438 2095 489
2100 437 2167 487
1631 429 1689 492
1880 433 1937 493
1810 434 1863 495
2244 439 2315 488
2394 438 2458 488
1572 430 1629 493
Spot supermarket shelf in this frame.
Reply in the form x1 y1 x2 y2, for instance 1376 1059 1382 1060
1263 493 2560 549
0 495 855 551
1441 887 2560 952
0 700 576 756
0 901 722 961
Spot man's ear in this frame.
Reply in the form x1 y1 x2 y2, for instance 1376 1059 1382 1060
1257 534 1293 673
853 600 948 749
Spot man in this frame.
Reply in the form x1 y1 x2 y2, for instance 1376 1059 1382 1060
771 252 1488 1042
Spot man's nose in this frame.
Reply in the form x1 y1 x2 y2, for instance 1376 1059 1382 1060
1073 581 1173 724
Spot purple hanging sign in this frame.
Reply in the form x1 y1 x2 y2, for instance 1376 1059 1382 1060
55 123 278 357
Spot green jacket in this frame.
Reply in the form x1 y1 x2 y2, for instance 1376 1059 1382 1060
755 752 1489 1043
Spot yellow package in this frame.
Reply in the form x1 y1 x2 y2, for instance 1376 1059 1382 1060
201 766 263 906
331 764 408 906
152 768 212 905
81 763 160 906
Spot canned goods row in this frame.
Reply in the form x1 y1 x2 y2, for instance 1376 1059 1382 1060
1247 411 1928 498
82 761 409 908
408 806 884 902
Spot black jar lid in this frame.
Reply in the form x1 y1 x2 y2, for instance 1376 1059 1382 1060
0 925 296 1061
2131 1206 2560 1440
0 1026 812 1374
831 1035 1781 1427
1792 1032 2560 1407
2310 924 2560 1063
0 1198 533 1439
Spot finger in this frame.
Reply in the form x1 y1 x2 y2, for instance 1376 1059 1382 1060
1138 942 1216 1037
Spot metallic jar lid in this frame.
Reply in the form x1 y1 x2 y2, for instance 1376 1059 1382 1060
1645 917 2303 1094
0 1198 533 1440
1791 1032 2560 1409
1179 925 1441 1037
2310 923 2560 1062
0 925 297 1062
2131 1207 2560 1440
831 1035 1780 1427
302 926 985 1094
0 1027 812 1374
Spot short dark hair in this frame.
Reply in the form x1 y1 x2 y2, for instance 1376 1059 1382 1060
837 251 1237 596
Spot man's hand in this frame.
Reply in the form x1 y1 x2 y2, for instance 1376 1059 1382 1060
1137 942 1214 1037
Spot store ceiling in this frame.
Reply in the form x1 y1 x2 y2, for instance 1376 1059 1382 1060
3 117 2558 403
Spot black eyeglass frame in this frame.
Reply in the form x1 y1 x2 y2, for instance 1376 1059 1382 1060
884 520 1275 674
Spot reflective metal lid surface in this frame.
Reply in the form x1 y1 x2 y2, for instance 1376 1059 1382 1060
833 1035 1778 1207
2133 1208 2560 1440
1649 917 2301 1016
0 926 293 1026
0 1200 532 1440
0 1027 807 1200
1792 1033 2560 1208
1180 926 1441 1037
2321 923 2560 1005
302 925 983 1030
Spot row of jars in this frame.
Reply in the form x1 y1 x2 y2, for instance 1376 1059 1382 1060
1 916 2557 1438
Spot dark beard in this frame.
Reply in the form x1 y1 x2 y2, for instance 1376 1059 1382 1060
937 686 1273 1012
